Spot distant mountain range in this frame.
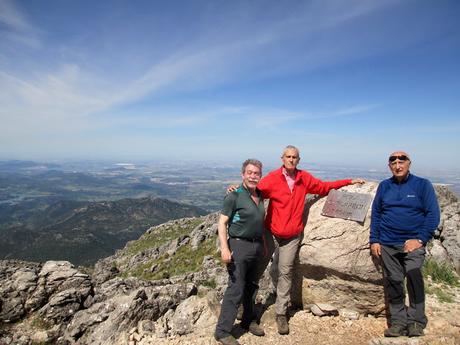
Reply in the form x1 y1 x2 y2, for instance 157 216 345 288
0 197 207 266
1 159 459 267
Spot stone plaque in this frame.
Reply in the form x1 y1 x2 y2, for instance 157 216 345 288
321 189 372 222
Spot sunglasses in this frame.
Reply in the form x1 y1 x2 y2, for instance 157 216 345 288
389 155 409 162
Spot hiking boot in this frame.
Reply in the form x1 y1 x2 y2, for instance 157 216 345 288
215 334 240 345
384 324 407 337
241 321 265 336
407 323 424 337
276 314 289 335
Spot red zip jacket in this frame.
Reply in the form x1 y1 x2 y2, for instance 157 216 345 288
257 167 352 239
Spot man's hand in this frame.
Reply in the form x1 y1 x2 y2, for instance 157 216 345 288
351 178 365 185
217 214 232 263
404 239 423 253
226 184 238 193
221 247 233 263
370 243 381 257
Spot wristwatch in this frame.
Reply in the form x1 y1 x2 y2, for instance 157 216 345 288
417 239 424 245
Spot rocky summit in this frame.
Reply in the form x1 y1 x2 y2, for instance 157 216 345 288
1 183 459 345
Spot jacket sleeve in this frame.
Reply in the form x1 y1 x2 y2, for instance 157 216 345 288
257 174 272 199
370 183 383 244
304 172 352 196
418 180 440 244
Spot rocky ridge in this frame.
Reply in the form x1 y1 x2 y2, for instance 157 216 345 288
1 183 459 345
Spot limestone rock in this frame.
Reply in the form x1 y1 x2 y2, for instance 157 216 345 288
169 295 217 336
293 182 460 315
0 260 41 322
438 204 460 271
310 303 339 317
36 261 92 324
0 296 25 322
427 239 450 264
339 308 360 320
294 183 382 314
433 186 460 271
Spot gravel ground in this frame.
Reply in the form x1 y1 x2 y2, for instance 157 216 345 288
139 283 460 345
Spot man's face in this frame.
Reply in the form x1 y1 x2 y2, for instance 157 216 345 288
242 164 262 190
388 151 411 181
282 148 300 171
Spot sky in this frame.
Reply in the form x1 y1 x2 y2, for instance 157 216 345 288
1 0 459 171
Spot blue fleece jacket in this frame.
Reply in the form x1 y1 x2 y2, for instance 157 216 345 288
370 173 440 245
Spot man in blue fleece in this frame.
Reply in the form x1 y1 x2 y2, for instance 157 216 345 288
370 151 440 338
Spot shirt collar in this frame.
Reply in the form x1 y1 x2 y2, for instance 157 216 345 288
282 166 297 178
241 183 261 197
391 172 411 184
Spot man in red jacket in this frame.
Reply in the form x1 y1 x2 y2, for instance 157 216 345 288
257 145 364 334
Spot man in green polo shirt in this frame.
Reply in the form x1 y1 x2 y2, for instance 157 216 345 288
214 159 266 345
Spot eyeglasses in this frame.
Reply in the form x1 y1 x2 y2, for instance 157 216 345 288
389 155 409 162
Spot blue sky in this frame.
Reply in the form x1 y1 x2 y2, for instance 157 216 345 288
1 0 459 171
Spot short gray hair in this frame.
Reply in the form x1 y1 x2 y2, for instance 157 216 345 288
282 145 300 158
241 159 263 174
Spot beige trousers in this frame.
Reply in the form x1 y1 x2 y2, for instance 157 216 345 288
264 230 303 316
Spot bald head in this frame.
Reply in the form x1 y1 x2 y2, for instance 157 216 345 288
389 151 410 161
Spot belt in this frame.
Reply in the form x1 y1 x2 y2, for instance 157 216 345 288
230 236 262 243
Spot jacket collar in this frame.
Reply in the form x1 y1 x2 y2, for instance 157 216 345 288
278 166 300 181
391 172 411 184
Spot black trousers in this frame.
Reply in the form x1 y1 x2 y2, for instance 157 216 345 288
215 238 264 338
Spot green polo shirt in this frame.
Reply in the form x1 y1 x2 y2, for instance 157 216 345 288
222 184 265 239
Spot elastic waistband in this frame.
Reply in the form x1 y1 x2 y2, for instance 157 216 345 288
230 236 262 243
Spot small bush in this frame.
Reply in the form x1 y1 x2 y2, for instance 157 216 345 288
426 285 454 303
121 237 219 281
202 278 217 289
30 316 52 330
423 259 460 287
124 219 203 256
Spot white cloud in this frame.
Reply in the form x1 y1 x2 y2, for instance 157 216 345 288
0 0 30 31
0 0 41 49
333 104 380 116
0 0 400 125
2 0 457 167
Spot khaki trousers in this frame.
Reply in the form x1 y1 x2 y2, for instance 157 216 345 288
263 230 303 316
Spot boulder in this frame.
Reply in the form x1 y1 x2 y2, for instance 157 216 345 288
294 183 383 314
62 281 197 344
437 202 460 271
169 295 216 335
0 260 41 322
310 303 339 317
36 261 92 324
427 239 450 264
293 182 460 315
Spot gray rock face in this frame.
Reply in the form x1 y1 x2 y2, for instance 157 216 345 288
36 261 93 324
435 186 460 271
170 295 209 335
0 261 41 322
0 260 92 324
